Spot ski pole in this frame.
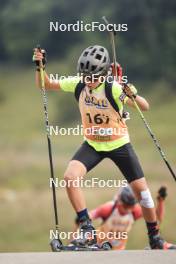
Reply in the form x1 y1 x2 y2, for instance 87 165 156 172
128 95 176 181
102 17 176 182
102 16 118 81
36 45 60 232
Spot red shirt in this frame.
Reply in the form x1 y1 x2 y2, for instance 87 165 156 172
90 201 142 222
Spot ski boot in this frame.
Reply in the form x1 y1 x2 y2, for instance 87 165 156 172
150 234 176 250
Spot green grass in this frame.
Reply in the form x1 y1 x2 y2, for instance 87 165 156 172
0 65 176 251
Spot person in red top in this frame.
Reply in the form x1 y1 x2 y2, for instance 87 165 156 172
74 186 168 249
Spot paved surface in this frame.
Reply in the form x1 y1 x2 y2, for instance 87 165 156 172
0 251 176 264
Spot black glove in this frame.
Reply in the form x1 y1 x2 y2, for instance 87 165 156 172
157 186 167 200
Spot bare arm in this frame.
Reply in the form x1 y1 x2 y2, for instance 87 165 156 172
123 83 149 111
156 198 165 224
35 70 60 91
156 187 167 224
126 95 150 111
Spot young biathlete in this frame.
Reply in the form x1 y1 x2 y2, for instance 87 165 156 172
73 186 168 249
33 45 175 249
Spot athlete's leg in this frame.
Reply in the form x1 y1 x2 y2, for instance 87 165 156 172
64 142 103 213
130 178 156 222
109 144 157 221
64 142 104 246
64 160 87 212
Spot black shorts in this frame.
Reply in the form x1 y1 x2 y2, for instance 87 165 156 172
71 141 144 183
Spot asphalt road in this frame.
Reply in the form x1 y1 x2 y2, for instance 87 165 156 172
0 251 176 264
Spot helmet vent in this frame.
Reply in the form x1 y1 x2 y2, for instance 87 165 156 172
96 54 102 60
86 61 90 69
91 49 96 55
91 65 97 71
83 51 89 57
100 48 104 52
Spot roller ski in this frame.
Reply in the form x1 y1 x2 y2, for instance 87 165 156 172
50 239 112 252
50 218 112 252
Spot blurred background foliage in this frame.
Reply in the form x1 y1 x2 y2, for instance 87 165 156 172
0 0 176 252
0 0 176 86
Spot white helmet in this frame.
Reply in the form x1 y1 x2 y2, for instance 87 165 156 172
77 45 110 76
